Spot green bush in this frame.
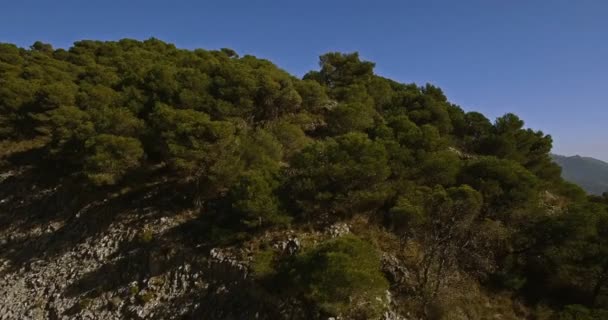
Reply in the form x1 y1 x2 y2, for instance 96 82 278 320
556 305 608 320
289 235 389 318
138 229 154 244
288 132 390 220
251 249 277 279
84 134 144 185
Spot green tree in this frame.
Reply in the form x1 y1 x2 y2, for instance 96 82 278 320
289 235 389 318
392 185 487 315
458 111 493 152
288 132 390 221
151 103 242 200
227 170 289 228
83 134 144 185
265 118 312 158
239 128 283 172
47 105 95 161
326 102 376 135
0 77 38 138
306 52 375 89
294 79 330 112
417 150 462 186
459 156 539 218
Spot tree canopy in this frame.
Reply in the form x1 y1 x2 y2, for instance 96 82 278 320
1 39 605 319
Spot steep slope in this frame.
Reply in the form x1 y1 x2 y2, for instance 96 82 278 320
0 167 297 319
1 39 608 320
552 154 608 195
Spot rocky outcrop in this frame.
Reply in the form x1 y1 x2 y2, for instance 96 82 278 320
0 167 409 319
0 199 208 319
0 167 236 319
326 222 350 238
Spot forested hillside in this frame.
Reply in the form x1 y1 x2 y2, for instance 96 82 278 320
552 154 608 195
1 39 607 319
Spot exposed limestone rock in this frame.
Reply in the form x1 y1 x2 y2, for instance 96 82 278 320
273 236 301 255
381 253 411 287
326 222 350 238
0 168 409 320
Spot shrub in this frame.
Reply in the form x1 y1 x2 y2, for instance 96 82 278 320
289 235 389 318
251 249 277 279
228 170 290 228
138 229 154 243
84 134 144 185
556 305 608 320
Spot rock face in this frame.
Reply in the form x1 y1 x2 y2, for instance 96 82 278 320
0 168 409 320
326 222 350 238
0 198 207 319
0 167 271 320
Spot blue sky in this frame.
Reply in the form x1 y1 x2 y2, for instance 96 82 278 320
1 1 607 161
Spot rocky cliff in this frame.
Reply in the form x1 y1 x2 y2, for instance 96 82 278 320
0 166 410 320
0 166 270 319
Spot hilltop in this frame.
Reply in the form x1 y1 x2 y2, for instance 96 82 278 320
1 39 607 320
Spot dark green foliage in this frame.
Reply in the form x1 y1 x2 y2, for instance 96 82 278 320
84 134 144 185
288 132 390 220
265 118 312 157
460 157 539 217
456 111 493 151
252 249 278 279
227 170 289 228
1 39 606 317
556 305 608 320
389 192 426 231
417 150 462 186
391 185 489 302
48 105 95 158
150 104 241 189
239 128 283 173
294 79 329 112
308 52 375 89
288 235 388 318
325 102 376 135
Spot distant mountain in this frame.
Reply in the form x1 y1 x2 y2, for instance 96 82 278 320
551 154 608 195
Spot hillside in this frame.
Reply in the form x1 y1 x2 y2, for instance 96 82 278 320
552 154 608 195
1 39 608 320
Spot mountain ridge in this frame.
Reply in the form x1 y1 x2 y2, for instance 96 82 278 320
551 153 608 195
1 39 608 319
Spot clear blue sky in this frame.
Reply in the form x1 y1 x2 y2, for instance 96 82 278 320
1 1 607 161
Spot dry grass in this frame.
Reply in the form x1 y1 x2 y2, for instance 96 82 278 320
0 137 49 159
